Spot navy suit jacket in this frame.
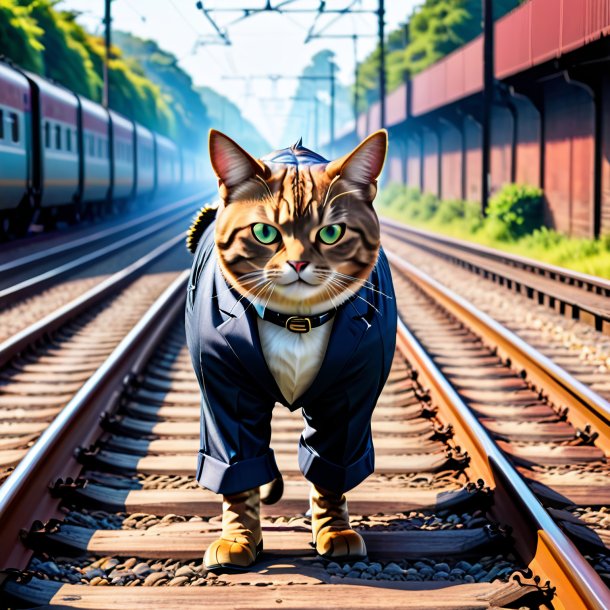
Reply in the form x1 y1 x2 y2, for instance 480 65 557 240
185 222 398 477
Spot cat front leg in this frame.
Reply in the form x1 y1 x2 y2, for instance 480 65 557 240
203 487 263 572
310 483 367 561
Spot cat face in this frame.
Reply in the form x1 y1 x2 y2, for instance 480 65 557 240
209 129 387 315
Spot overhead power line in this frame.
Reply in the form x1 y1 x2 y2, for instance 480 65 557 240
195 1 388 131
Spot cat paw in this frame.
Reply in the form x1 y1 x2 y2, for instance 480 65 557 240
314 529 367 561
204 535 262 572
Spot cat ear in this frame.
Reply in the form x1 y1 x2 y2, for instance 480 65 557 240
326 129 388 185
209 129 267 192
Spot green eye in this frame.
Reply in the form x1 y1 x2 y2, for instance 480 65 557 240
318 223 345 245
252 223 280 244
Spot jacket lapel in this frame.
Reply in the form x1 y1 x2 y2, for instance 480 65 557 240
213 264 374 409
214 265 284 401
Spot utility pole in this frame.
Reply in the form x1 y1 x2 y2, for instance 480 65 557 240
329 62 336 156
352 35 359 122
103 0 111 108
198 2 382 141
378 0 386 128
481 0 493 214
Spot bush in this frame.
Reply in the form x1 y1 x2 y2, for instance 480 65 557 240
434 199 466 224
415 193 439 221
484 184 543 241
376 182 610 279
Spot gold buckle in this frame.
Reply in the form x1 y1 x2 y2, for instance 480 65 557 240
285 316 311 333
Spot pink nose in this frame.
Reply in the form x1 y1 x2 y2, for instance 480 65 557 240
288 260 309 274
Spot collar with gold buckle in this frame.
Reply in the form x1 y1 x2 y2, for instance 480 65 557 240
260 309 335 334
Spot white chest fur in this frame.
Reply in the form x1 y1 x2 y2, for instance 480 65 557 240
257 318 334 405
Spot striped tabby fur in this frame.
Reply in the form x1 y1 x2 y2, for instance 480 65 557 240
209 129 388 317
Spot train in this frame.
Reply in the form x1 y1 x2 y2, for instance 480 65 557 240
0 60 210 239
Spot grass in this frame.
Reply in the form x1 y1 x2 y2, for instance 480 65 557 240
377 184 610 279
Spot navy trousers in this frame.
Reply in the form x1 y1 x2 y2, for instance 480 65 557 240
185 224 397 495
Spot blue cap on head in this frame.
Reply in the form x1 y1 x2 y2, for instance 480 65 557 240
261 139 328 166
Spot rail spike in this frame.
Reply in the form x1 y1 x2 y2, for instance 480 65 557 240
48 477 88 498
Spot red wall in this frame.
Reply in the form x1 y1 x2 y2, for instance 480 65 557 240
544 77 595 236
386 140 405 184
490 105 514 194
514 97 541 187
422 129 439 196
440 122 463 200
601 75 610 235
464 118 482 203
406 135 421 190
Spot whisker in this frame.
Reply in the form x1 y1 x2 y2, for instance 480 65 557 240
229 278 269 315
318 270 393 299
325 278 380 314
236 281 273 319
212 275 265 300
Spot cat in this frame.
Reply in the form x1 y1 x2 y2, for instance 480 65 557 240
185 128 397 571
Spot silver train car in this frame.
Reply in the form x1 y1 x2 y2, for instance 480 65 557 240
0 60 209 238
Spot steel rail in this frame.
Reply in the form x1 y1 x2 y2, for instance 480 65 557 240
386 249 610 456
0 199 205 310
395 318 610 610
0 192 207 277
0 231 186 369
381 218 610 333
0 270 189 570
381 217 610 294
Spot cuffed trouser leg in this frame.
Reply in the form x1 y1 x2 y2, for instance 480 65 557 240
298 389 377 494
298 436 374 494
197 447 281 495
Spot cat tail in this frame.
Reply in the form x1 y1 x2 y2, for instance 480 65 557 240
186 202 219 254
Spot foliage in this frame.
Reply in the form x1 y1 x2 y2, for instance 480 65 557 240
376 183 610 279
113 32 209 149
26 0 101 100
483 183 543 241
0 0 44 72
0 0 211 140
355 0 522 110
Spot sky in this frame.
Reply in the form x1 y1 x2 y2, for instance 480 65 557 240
58 1 420 147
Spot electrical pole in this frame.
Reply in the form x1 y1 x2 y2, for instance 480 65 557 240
378 0 386 128
103 0 111 108
352 35 359 122
329 62 336 156
482 0 493 214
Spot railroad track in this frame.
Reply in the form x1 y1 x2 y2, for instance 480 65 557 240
381 218 610 334
0 248 608 608
0 194 211 348
0 193 206 485
381 225 610 404
0 196 212 349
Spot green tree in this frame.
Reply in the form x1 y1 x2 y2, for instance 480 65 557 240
113 32 209 148
0 0 44 72
355 0 522 109
25 0 100 99
81 33 174 137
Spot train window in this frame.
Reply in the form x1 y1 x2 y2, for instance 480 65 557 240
98 137 103 158
45 121 50 148
0 109 3 140
10 113 19 143
66 128 72 152
89 135 95 157
55 125 61 150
